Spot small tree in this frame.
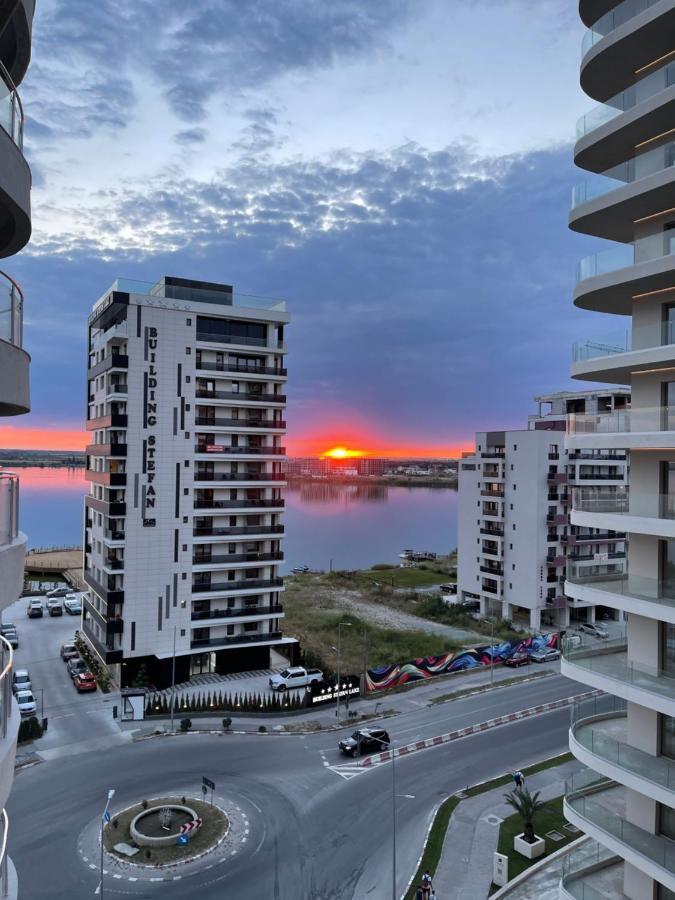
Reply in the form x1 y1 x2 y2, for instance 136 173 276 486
222 716 232 731
180 718 192 733
503 788 547 844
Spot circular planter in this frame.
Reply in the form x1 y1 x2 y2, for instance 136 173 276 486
130 804 201 848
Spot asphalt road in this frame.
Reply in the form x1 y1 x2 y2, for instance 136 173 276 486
7 673 577 899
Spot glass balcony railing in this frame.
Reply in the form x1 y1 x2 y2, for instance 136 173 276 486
105 278 286 312
0 272 22 348
0 61 22 150
572 693 675 791
572 136 675 209
566 775 675 875
581 0 663 57
572 321 675 362
0 473 18 546
577 55 675 138
568 406 675 434
576 231 675 283
561 840 623 900
566 567 675 610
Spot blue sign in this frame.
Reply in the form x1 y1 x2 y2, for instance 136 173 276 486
103 811 111 823
177 834 189 845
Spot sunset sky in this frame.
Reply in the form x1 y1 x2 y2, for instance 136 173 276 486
4 1 599 458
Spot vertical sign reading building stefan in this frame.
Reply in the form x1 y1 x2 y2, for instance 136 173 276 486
143 326 159 527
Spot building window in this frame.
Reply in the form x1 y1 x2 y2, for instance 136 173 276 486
185 347 191 355
186 376 191 383
182 544 187 552
186 318 192 325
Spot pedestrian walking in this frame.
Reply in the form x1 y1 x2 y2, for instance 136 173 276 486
421 871 433 899
513 770 524 790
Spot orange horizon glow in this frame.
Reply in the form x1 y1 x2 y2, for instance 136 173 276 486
0 425 473 460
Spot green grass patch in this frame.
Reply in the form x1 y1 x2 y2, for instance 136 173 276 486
404 753 573 900
428 670 552 706
488 795 575 894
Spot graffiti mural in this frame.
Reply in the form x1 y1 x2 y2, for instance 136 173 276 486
365 632 558 692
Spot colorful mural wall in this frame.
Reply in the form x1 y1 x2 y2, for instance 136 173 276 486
365 632 559 692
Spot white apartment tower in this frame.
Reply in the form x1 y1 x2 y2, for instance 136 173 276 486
83 277 294 689
561 3 675 899
458 390 629 631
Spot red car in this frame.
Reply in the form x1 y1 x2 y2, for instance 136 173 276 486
74 672 97 693
504 652 530 668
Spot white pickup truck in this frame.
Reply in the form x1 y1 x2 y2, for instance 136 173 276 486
269 666 324 692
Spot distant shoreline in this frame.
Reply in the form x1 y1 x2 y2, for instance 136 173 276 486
286 475 457 488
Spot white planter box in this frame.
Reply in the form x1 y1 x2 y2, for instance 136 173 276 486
513 833 545 860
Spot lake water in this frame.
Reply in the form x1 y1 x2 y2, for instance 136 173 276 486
12 468 458 572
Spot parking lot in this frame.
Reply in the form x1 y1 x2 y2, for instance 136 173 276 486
3 591 120 756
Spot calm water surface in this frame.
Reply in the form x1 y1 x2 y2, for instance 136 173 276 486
13 468 458 572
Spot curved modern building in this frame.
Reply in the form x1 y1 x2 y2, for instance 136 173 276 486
0 3 33 897
562 3 675 899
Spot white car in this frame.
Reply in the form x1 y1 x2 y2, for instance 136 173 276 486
579 623 609 639
12 670 31 693
15 690 37 716
269 667 324 692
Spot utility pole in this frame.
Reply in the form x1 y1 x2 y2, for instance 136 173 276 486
335 621 352 724
97 789 115 897
490 616 495 685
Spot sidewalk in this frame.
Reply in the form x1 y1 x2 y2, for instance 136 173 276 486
432 757 583 900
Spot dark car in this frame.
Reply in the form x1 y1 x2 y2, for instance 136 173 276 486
67 657 88 680
1 628 18 649
339 727 390 757
504 651 530 668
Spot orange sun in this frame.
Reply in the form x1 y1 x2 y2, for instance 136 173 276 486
322 446 365 459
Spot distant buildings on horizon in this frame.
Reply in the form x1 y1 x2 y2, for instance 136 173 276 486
283 456 458 479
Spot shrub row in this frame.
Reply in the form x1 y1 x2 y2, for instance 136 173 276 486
18 715 43 743
73 632 112 693
146 689 307 716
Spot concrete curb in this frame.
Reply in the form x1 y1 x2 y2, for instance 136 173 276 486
490 834 588 898
357 690 600 767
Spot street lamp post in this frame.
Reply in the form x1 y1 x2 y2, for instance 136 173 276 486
335 621 352 724
97 788 115 897
490 616 495 685
371 736 397 900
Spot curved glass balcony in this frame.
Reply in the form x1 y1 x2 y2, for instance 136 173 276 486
572 693 675 793
576 231 675 284
0 272 22 348
572 321 675 363
568 406 675 435
581 0 663 57
572 137 675 209
567 567 675 613
576 57 675 139
561 840 624 900
0 62 22 150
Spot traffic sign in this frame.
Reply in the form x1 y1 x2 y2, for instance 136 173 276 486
202 776 215 790
103 811 111 823
177 834 189 845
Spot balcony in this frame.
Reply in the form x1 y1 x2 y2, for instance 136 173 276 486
479 526 503 537
194 444 286 456
0 271 28 415
193 525 285 538
561 840 626 900
193 551 284 566
572 486 675 538
0 60 29 260
193 499 284 511
572 322 675 383
194 416 286 430
103 529 125 542
86 413 128 431
191 604 283 621
81 619 123 665
192 577 284 595
196 359 287 377
547 473 568 486
196 331 285 352
546 555 566 568
480 488 504 498
561 630 675 717
547 513 568 526
564 772 675 892
83 571 124 605
87 353 129 379
193 471 285 483
567 551 625 562
85 495 126 518
566 568 675 624
195 388 286 404
0 473 25 612
85 443 127 458
571 693 675 804
85 470 127 487
190 630 283 650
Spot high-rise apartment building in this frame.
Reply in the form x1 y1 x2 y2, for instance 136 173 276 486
561 4 675 899
83 277 293 689
457 390 628 631
0 2 33 896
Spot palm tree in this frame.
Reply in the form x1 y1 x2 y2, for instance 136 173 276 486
503 788 547 843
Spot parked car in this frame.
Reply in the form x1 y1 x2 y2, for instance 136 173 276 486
67 657 88 680
60 643 79 661
74 672 97 693
0 624 16 635
530 647 561 664
563 633 582 650
12 669 31 694
269 667 324 692
579 623 609 639
47 598 63 617
339 727 391 757
291 565 310 574
15 690 37 716
1 630 18 649
46 587 69 598
504 651 530 668
440 583 457 595
27 599 43 618
63 597 82 615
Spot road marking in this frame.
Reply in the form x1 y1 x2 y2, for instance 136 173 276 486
327 764 367 781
